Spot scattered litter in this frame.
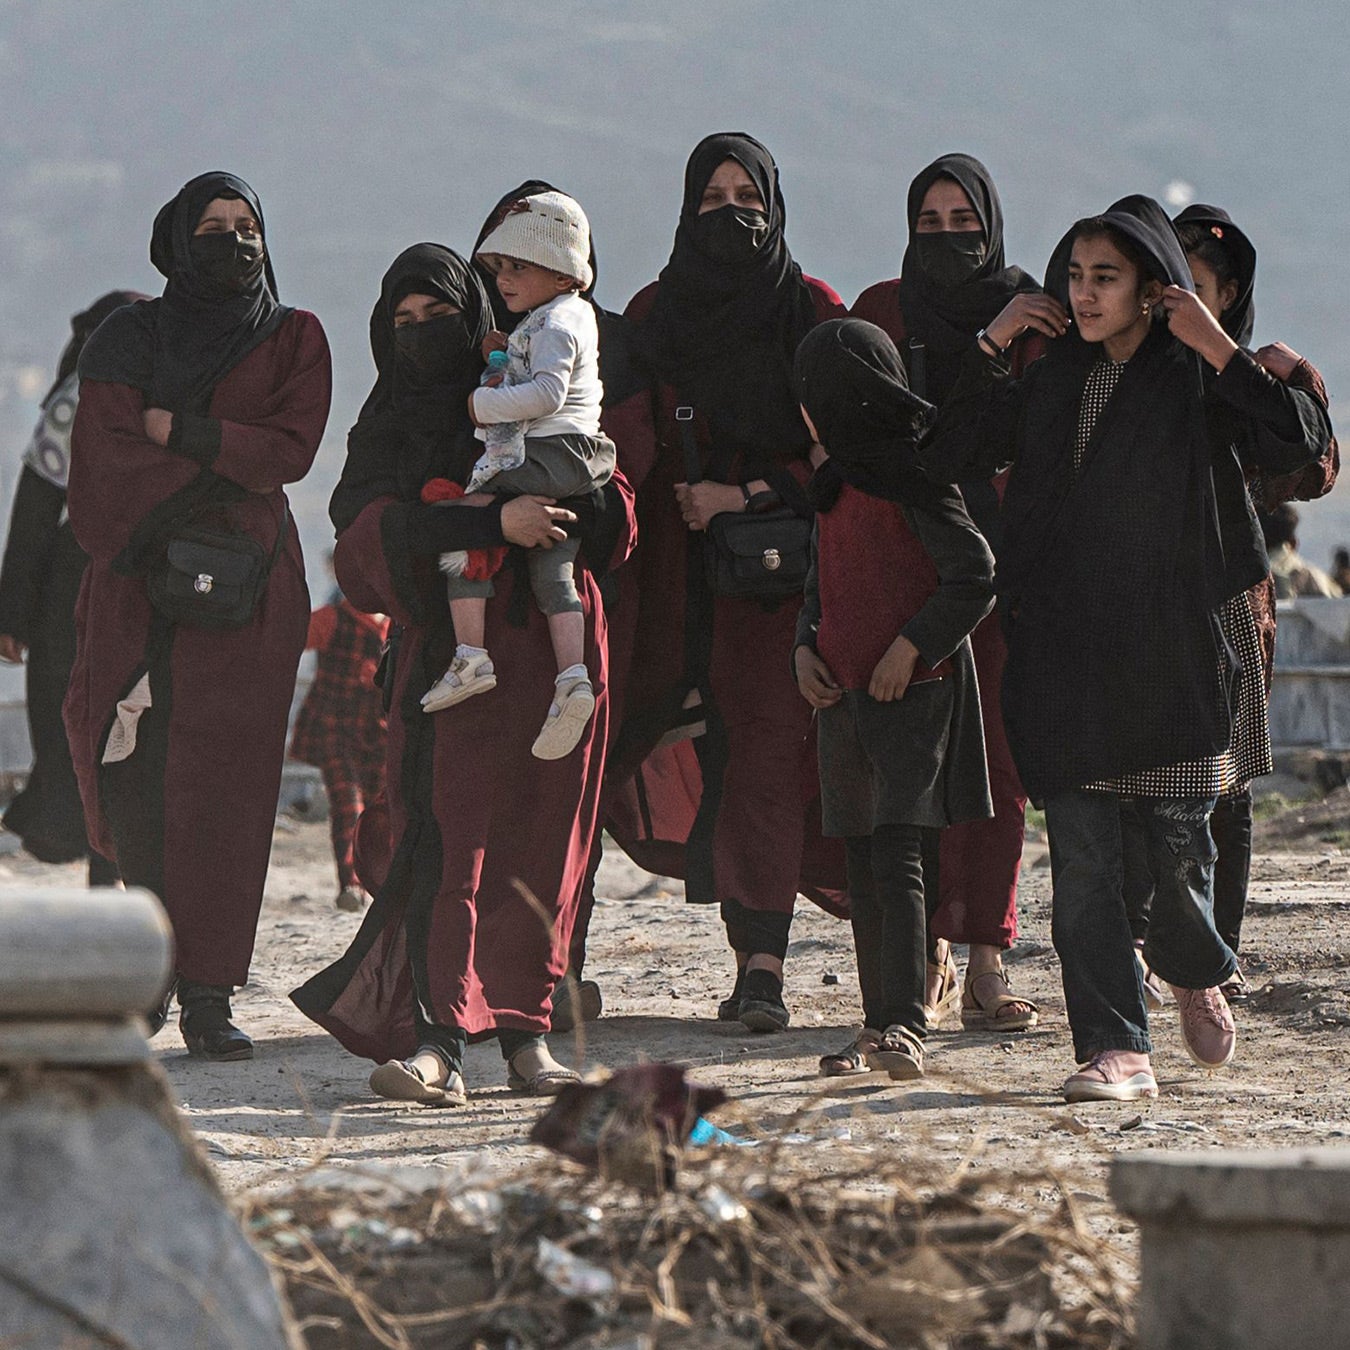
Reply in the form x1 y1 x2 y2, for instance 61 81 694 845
536 1236 616 1301
688 1116 740 1146
822 971 841 985
697 1184 749 1224
1119 1117 1212 1135
1052 1114 1093 1136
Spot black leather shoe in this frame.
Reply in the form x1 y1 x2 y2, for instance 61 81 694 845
179 982 253 1061
145 976 177 1038
738 968 790 1033
717 968 746 1022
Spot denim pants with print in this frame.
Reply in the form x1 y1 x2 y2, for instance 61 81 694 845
1043 789 1238 1063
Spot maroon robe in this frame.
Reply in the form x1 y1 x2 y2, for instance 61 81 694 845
64 310 331 985
291 475 637 1061
601 276 848 919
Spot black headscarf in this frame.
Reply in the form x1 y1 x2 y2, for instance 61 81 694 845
897 154 1041 397
793 319 938 511
79 172 290 415
638 132 819 463
45 290 149 405
330 244 492 534
1172 204 1256 348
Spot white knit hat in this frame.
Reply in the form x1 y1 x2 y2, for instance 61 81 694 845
476 191 594 290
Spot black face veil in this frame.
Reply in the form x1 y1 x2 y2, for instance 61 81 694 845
331 244 492 533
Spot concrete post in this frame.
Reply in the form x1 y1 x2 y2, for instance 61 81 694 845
1111 1147 1350 1349
0 887 298 1348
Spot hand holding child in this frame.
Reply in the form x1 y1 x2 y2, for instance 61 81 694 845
795 645 843 709
481 330 508 360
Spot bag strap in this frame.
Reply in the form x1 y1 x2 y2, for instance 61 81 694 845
675 403 701 485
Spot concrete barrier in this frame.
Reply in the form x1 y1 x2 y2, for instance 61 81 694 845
0 887 297 1347
1111 1147 1350 1349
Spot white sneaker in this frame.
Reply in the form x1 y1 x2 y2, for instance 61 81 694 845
422 652 496 712
531 675 596 760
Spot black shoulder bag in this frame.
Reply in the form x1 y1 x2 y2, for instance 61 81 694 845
147 502 291 630
675 404 812 602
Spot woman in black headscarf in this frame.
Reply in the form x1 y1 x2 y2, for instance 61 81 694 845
1119 205 1340 998
293 244 636 1105
599 132 848 1034
67 171 332 1060
853 153 1043 1035
922 194 1330 1103
0 290 145 880
792 318 993 1079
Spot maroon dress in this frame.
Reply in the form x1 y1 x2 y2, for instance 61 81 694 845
601 277 848 921
65 310 332 986
291 476 637 1061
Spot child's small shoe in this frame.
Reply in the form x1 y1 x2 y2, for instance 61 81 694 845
422 651 496 712
531 670 596 760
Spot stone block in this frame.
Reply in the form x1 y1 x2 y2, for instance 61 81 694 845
1111 1147 1350 1349
0 887 171 1016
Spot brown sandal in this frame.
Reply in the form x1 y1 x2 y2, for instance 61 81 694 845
924 948 961 1030
819 1028 881 1078
865 1024 925 1080
960 969 1039 1032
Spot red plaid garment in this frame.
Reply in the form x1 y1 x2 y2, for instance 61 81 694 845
290 601 388 769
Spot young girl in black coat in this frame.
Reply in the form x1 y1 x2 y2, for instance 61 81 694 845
792 318 994 1079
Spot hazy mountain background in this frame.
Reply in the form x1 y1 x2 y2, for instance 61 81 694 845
1 0 1346 603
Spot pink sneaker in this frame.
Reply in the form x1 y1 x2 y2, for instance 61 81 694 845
1062 1050 1158 1103
1169 984 1236 1069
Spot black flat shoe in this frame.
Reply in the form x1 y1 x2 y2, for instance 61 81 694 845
738 968 790 1033
717 968 746 1022
179 982 254 1061
145 977 177 1038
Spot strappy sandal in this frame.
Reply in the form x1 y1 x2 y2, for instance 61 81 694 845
864 1024 925 1081
506 1045 582 1096
818 1028 882 1078
960 969 1039 1032
924 948 961 1030
369 1051 468 1107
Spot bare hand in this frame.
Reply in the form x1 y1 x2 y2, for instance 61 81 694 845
1161 285 1237 371
984 293 1070 351
1255 341 1302 381
795 645 843 709
482 330 509 359
500 494 575 549
482 374 504 389
675 481 743 531
0 635 25 665
142 408 172 447
868 635 919 703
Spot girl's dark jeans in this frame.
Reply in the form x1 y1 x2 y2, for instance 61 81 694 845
1044 789 1237 1063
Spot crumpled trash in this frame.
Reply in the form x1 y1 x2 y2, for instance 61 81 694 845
536 1236 615 1301
530 1063 728 1189
688 1116 741 1146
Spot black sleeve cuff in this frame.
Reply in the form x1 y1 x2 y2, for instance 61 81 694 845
401 498 506 555
167 414 222 467
560 483 624 576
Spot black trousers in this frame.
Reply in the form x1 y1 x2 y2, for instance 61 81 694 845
844 822 928 1037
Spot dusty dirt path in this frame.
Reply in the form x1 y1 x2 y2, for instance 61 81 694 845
5 804 1348 1242
63 803 1350 1218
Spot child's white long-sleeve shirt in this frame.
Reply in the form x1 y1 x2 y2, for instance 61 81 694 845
470 292 603 439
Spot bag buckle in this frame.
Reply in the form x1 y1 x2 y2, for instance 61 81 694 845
674 406 694 422
194 573 215 595
762 549 782 571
